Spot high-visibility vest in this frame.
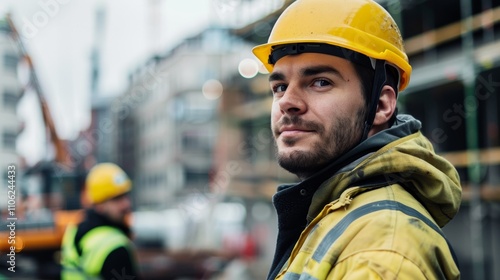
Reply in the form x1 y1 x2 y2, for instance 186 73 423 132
60 225 131 280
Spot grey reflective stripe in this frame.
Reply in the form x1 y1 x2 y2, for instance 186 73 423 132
283 272 318 280
311 200 457 266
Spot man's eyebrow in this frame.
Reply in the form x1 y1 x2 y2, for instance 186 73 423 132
269 65 344 82
269 72 285 82
301 65 344 79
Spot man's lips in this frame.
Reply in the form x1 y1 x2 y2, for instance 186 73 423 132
278 127 314 137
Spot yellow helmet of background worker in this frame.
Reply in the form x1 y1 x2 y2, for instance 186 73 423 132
252 0 412 91
86 163 131 204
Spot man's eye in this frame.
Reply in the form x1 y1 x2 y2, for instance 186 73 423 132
272 84 287 93
312 79 331 87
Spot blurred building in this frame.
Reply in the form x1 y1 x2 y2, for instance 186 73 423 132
387 1 500 279
114 27 256 208
75 2 114 168
0 17 21 210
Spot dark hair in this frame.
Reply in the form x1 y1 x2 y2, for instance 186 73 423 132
353 63 400 126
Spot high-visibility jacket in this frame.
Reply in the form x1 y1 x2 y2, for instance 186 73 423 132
269 115 462 279
275 185 460 279
61 225 131 280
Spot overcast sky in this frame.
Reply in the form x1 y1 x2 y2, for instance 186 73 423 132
2 0 214 164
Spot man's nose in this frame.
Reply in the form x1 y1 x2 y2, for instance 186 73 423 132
278 86 306 115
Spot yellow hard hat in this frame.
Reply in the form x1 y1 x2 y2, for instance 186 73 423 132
252 0 412 91
85 163 131 204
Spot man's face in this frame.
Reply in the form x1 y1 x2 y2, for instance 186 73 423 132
269 53 366 179
96 194 132 226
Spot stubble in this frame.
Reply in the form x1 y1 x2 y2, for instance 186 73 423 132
274 108 365 179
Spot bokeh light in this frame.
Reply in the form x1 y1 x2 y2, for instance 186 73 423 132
238 58 259 78
202 79 223 100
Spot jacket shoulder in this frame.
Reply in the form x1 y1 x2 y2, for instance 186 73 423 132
279 185 459 279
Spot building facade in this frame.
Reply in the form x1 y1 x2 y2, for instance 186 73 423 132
115 27 256 209
0 17 21 211
390 1 500 279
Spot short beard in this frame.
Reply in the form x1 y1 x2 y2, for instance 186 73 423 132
274 108 365 180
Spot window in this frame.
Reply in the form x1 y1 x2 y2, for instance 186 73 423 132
184 168 208 188
3 53 18 72
2 131 17 150
403 81 466 153
3 90 18 109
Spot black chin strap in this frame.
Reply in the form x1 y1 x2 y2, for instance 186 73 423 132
360 60 388 142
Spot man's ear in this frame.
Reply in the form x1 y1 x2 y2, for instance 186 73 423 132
369 85 397 135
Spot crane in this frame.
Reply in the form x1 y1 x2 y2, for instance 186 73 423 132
6 13 69 165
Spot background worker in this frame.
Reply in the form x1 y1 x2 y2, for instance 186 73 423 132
61 162 140 280
252 0 462 279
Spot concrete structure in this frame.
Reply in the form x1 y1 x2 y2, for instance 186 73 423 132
0 17 21 210
387 2 500 279
115 27 255 209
